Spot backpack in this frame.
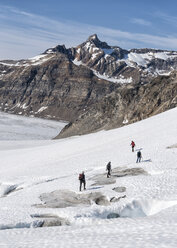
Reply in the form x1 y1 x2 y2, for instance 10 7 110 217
79 174 83 180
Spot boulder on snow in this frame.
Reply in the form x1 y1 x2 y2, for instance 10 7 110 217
40 217 70 227
110 195 126 203
0 184 20 197
107 213 120 219
95 195 110 206
34 190 110 208
112 186 126 193
31 214 70 227
167 144 177 149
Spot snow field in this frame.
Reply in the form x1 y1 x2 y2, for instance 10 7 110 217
0 108 177 247
0 111 66 140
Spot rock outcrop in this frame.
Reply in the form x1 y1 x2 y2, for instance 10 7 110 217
31 214 70 227
112 187 126 193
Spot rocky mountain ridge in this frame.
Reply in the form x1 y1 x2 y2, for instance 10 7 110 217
0 52 117 122
45 34 177 84
0 34 177 138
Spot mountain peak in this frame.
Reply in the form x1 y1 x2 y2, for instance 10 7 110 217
87 34 99 42
86 34 110 49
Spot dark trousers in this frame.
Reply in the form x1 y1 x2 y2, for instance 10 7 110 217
136 157 141 163
79 180 86 191
107 170 111 178
132 146 135 152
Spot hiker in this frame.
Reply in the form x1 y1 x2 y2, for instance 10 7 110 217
79 171 86 191
106 161 112 178
136 150 142 163
131 140 135 152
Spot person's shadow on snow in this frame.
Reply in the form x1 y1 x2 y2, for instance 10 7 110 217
142 159 152 163
87 186 104 191
135 148 143 152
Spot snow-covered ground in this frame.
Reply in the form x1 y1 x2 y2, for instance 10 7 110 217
0 111 66 141
0 108 177 247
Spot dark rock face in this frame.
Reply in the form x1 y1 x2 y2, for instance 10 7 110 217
58 72 177 138
0 53 117 122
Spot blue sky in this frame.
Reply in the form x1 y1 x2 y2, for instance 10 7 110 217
1 0 177 59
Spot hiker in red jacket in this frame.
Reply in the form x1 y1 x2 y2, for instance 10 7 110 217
131 141 135 152
79 171 86 191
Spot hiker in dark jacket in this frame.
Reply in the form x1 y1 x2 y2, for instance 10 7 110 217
136 150 142 163
79 171 86 191
106 162 112 178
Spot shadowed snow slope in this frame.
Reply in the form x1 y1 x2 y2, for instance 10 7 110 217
0 108 177 247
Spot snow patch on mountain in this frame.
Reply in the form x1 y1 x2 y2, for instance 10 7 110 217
93 70 133 84
73 58 132 84
37 106 48 113
73 59 83 66
155 69 172 76
0 54 54 67
27 54 54 65
28 55 48 62
127 53 150 67
45 49 55 54
123 52 177 67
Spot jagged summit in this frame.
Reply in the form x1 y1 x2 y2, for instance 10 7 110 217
43 34 111 55
87 34 99 41
85 34 111 49
40 34 177 86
